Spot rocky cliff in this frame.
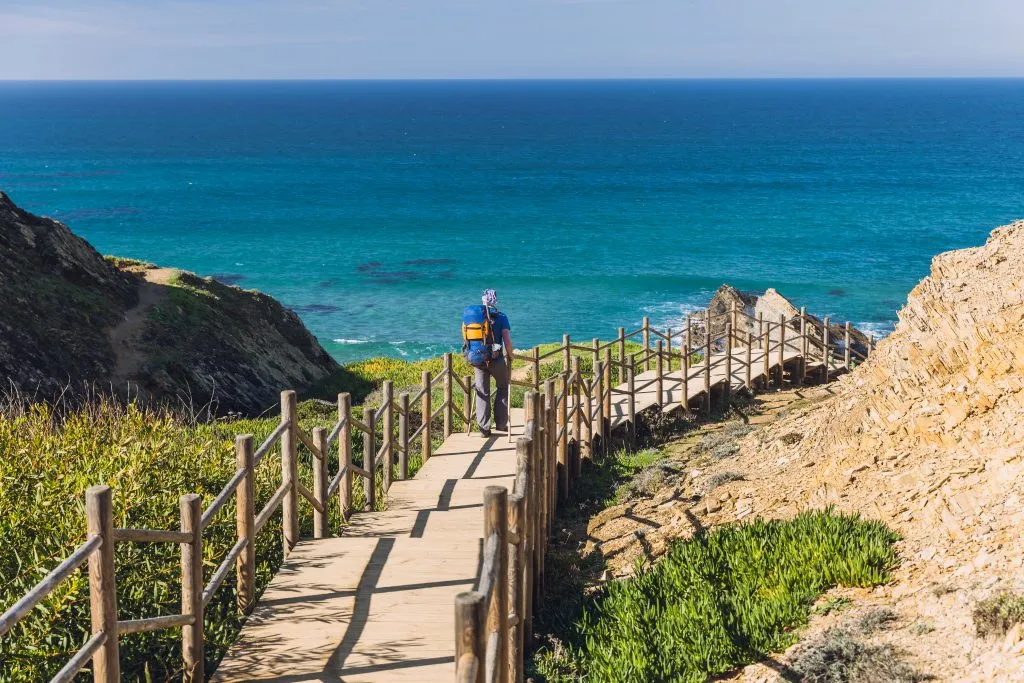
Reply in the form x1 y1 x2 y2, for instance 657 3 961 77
717 221 1024 680
0 192 339 415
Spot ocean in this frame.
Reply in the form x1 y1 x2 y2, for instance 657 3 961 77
2 79 1023 362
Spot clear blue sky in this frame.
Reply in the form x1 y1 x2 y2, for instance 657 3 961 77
1 0 1022 80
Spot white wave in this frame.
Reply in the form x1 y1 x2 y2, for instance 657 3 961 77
642 301 706 331
854 321 896 340
333 338 371 344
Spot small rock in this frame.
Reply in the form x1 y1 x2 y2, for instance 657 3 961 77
1004 622 1022 651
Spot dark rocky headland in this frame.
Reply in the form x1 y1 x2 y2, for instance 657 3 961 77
0 192 338 415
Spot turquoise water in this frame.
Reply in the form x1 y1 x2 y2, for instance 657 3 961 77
2 80 1023 362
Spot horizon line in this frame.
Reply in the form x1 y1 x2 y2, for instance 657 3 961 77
3 75 1024 84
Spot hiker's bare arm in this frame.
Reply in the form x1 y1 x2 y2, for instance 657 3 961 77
503 329 514 360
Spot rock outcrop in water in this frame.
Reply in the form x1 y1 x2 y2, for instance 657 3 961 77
0 192 339 415
704 283 872 355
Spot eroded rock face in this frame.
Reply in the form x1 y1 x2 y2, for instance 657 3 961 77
0 192 339 415
0 191 138 397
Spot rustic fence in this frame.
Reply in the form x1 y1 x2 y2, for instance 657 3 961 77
1 306 873 683
457 304 875 683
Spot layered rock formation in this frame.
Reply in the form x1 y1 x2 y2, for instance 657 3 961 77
0 192 339 415
704 284 872 354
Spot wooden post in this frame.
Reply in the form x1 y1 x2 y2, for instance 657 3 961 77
798 307 808 384
685 314 692 359
313 427 328 538
777 314 786 387
617 327 625 371
86 485 119 683
665 328 673 373
593 361 604 458
281 390 298 555
744 330 752 388
399 392 410 479
455 591 486 683
757 312 764 348
642 316 651 371
484 486 509 683
800 307 808 357
730 301 738 340
523 392 539 637
681 335 690 415
592 338 600 379
544 379 556 523
338 393 352 518
823 317 831 382
420 372 431 464
762 330 770 386
364 408 376 512
534 393 548 600
724 322 733 406
382 381 394 490
463 375 473 435
844 321 852 370
532 346 541 393
508 487 525 683
570 358 582 481
626 356 636 448
510 438 530 683
571 357 582 444
557 374 569 502
180 493 203 683
562 334 571 375
655 340 664 406
703 328 712 415
443 353 453 438
235 435 256 614
602 347 612 430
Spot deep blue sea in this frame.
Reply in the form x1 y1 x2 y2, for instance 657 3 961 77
2 80 1023 362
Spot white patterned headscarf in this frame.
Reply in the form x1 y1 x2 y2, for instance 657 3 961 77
482 289 499 308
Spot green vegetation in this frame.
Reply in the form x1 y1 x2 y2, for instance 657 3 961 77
972 591 1024 638
0 387 453 681
532 510 899 682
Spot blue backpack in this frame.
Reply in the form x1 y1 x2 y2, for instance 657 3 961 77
462 305 497 367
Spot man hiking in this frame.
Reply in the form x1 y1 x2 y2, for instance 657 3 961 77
461 289 513 437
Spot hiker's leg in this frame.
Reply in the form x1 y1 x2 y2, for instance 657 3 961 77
492 358 510 430
474 365 492 431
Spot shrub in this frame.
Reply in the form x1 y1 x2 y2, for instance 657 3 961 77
535 509 899 682
694 422 753 457
973 592 1024 638
790 627 929 683
704 470 744 493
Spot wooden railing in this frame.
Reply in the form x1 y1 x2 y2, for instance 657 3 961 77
461 304 877 683
2 305 875 683
0 359 480 683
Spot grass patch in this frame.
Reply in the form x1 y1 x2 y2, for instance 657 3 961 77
972 591 1024 638
531 509 899 682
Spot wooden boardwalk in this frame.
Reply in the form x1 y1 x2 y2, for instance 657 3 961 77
212 426 523 682
212 340 833 682
3 307 870 683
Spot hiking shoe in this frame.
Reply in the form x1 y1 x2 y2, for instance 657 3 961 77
480 429 492 438
495 424 508 432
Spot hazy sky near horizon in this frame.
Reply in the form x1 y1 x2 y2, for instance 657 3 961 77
1 0 1023 80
